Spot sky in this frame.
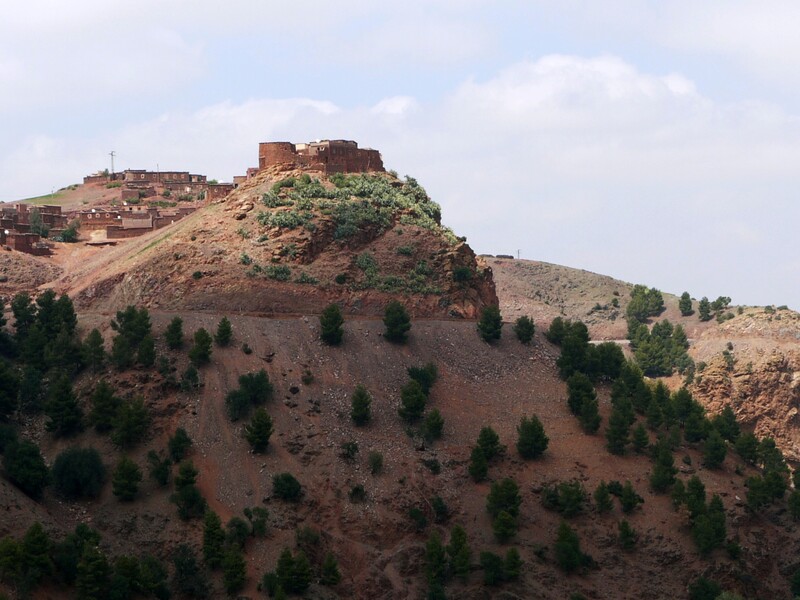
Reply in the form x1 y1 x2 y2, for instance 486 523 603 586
2 1 799 309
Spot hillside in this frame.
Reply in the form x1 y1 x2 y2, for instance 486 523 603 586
2 311 799 599
46 169 495 319
488 256 800 464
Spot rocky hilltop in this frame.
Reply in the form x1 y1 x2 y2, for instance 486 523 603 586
67 167 496 318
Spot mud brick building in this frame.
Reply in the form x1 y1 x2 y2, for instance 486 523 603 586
258 140 384 174
207 183 236 200
3 232 51 255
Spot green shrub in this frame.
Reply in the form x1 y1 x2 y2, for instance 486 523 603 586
320 304 344 345
350 385 372 426
112 456 142 501
52 447 106 499
452 266 473 282
273 473 302 501
369 451 384 475
383 300 411 343
513 315 535 344
295 272 318 285
3 440 50 498
477 306 503 343
265 265 292 281
168 428 193 462
542 481 587 517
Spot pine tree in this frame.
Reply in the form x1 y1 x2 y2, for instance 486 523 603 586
214 317 233 347
735 432 759 463
650 442 677 493
477 426 502 460
0 360 19 421
0 536 23 590
11 292 37 343
504 547 522 580
703 429 727 469
424 531 447 588
3 439 50 498
579 394 602 434
21 522 53 590
422 409 445 441
165 316 184 350
188 328 213 367
45 373 83 437
110 334 134 371
554 521 585 573
398 380 426 423
605 406 630 455
567 372 595 416
171 544 209 598
492 510 517 542
631 423 649 453
82 329 106 371
203 510 225 569
645 397 663 430
487 478 521 518
383 300 411 343
684 410 709 443
111 456 141 501
110 398 149 449
512 315 535 344
136 335 156 368
686 476 707 520
222 547 246 595
275 548 294 593
320 552 341 586
712 405 740 442
447 525 471 582
468 446 488 481
679 292 694 316
168 427 193 462
618 520 638 550
287 551 312 594
76 545 111 600
408 362 438 396
516 414 549 459
319 304 344 346
671 479 686 509
620 481 642 513
477 305 503 343
594 481 613 513
350 385 372 425
480 551 505 585
698 297 712 321
244 408 274 453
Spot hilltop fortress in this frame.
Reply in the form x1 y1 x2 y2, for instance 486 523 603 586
258 140 384 174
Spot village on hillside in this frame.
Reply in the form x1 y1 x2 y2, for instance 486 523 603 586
0 139 383 257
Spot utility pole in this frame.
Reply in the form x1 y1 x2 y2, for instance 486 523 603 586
109 151 116 175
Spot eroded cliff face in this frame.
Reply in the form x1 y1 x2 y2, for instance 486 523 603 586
690 309 800 462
